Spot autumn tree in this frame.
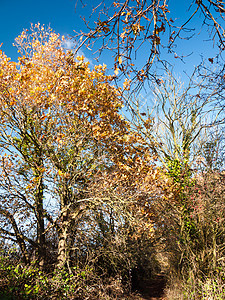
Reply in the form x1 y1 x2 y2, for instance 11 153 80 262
0 24 159 278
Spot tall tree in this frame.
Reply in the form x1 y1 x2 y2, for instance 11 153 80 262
0 24 158 270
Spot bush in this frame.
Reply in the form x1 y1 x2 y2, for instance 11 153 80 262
158 170 225 299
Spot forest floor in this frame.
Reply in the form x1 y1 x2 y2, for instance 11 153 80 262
131 274 167 300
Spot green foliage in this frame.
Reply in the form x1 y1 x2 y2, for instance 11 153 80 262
0 253 90 299
0 251 129 299
0 254 42 299
166 157 192 186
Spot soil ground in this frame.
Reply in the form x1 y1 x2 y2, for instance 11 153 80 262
132 274 167 300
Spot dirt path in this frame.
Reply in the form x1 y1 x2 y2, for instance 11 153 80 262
136 274 167 300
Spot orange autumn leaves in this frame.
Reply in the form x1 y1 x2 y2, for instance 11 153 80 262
0 25 126 150
0 24 158 232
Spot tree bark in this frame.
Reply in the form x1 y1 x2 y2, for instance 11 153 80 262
33 168 46 268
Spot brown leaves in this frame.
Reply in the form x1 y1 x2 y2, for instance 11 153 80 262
208 58 214 64
155 23 165 34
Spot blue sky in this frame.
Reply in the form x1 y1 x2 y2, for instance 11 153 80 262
0 0 224 164
0 0 84 59
0 0 223 79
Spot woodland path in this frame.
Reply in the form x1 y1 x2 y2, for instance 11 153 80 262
135 274 167 300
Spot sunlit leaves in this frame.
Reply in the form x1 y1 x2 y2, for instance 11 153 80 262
0 25 160 269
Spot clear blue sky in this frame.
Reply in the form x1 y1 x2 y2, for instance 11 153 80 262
0 0 223 78
0 0 86 59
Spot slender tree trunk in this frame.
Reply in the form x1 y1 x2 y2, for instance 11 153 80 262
34 171 46 268
0 207 30 264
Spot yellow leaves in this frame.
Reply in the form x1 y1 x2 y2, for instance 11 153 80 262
9 99 17 106
55 68 64 78
0 25 135 167
31 176 41 183
118 56 122 65
56 134 65 144
92 124 109 139
131 24 144 35
58 169 70 179
123 78 131 90
50 94 56 101
26 183 33 190
114 67 119 75
120 31 126 39
14 73 21 81
143 118 153 129
97 20 110 34
113 55 123 75
76 55 85 62
58 170 64 177
123 134 129 142
125 11 131 23
25 172 45 190
113 56 122 76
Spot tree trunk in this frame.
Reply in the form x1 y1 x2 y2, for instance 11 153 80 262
57 210 70 270
34 174 46 268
